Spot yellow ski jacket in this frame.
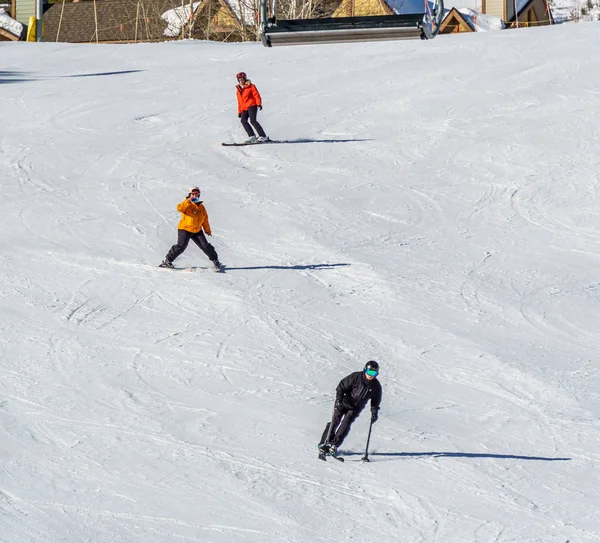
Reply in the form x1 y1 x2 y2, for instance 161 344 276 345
176 199 212 235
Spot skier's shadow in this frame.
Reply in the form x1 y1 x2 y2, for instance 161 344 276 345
0 71 30 84
342 451 571 461
0 69 143 84
224 263 350 271
280 138 372 144
64 70 144 78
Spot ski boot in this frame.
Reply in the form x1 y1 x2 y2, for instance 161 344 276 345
318 442 330 461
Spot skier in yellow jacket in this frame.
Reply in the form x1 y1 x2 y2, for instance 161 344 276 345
160 187 222 271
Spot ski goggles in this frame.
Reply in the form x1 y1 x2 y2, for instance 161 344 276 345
365 368 379 377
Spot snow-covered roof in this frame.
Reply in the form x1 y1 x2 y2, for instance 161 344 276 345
224 0 257 28
457 7 504 31
161 0 254 37
161 2 201 37
0 7 23 38
385 0 504 32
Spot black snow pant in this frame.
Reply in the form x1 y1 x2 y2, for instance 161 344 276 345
320 406 360 448
166 229 218 263
240 106 267 138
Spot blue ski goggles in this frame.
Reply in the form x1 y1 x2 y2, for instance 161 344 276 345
365 368 379 377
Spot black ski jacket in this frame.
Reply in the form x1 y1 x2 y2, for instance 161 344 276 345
336 371 382 414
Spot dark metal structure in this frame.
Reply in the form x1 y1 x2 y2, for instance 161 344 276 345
259 0 444 47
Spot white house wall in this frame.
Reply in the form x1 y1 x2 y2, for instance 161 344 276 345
15 0 35 24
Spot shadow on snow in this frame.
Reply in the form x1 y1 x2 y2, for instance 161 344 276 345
224 263 350 271
342 451 571 461
0 70 143 84
279 138 372 144
0 71 31 84
63 70 144 78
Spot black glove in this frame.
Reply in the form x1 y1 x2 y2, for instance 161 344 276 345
335 398 343 410
258 105 263 111
371 410 379 423
238 113 242 118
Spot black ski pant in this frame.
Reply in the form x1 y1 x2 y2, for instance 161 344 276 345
240 106 266 138
166 229 218 263
320 406 360 448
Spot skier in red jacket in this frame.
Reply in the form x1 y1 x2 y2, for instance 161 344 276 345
236 72 269 144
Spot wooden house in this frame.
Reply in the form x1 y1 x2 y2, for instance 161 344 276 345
42 0 185 43
332 0 393 17
482 0 553 27
42 0 247 43
187 0 249 42
0 0 15 18
1 0 23 40
14 0 34 24
0 25 19 40
439 7 475 34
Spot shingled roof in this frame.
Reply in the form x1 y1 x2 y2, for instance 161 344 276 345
43 0 184 43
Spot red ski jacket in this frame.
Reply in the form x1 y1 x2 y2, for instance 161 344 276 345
236 81 262 114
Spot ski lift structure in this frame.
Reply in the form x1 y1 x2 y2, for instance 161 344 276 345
259 0 444 47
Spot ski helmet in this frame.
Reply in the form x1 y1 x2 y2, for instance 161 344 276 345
364 360 379 376
236 72 247 80
189 186 200 195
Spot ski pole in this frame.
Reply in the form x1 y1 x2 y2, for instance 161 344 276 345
362 419 374 462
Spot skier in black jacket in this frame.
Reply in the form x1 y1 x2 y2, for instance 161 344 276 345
318 361 382 457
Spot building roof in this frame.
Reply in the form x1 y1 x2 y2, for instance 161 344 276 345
507 0 553 24
439 7 474 32
333 0 393 17
42 0 184 43
162 1 200 38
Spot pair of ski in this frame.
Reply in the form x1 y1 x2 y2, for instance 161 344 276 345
158 264 224 273
221 140 282 147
